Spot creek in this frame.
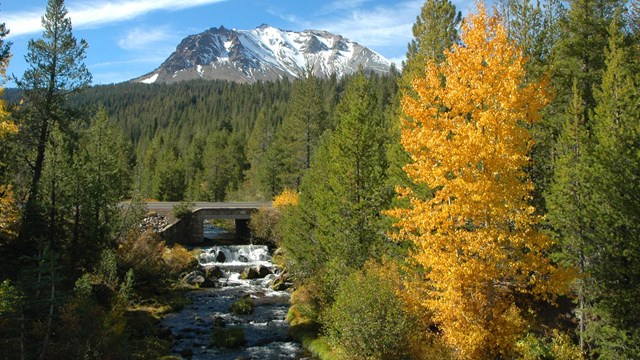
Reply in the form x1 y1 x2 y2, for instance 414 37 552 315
161 244 305 359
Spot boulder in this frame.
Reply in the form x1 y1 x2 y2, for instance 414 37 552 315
158 326 173 341
215 250 227 263
271 276 290 291
180 348 193 358
239 267 260 280
238 255 249 262
256 265 272 278
212 316 226 328
182 271 205 285
206 265 224 279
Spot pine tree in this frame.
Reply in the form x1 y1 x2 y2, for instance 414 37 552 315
281 71 392 305
388 5 569 358
582 17 640 357
402 0 461 83
545 81 593 353
17 0 91 244
273 69 328 190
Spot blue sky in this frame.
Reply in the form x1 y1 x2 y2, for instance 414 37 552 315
3 0 475 85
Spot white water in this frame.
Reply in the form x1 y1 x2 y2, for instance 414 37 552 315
199 245 272 266
162 245 303 359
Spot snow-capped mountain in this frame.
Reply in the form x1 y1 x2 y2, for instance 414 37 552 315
134 24 392 84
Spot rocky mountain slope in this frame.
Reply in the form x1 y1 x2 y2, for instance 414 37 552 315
133 24 392 84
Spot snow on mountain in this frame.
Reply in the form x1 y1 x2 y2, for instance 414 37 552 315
133 24 392 84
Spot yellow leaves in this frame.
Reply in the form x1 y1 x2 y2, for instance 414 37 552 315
0 185 19 241
390 2 568 359
0 97 16 139
273 188 299 208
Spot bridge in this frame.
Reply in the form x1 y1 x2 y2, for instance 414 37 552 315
146 202 271 244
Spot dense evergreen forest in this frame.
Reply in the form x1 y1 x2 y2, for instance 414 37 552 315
1 0 640 359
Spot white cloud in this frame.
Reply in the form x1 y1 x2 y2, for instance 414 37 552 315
287 0 423 49
5 0 227 38
388 56 407 69
318 0 371 14
117 26 173 50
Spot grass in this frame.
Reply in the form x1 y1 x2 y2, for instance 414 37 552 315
211 327 246 348
287 307 340 360
229 297 255 315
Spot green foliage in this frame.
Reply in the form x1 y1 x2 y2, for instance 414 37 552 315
116 231 169 293
211 327 246 348
281 71 393 295
272 70 329 191
517 331 584 360
322 264 409 360
249 207 280 244
172 201 193 219
229 296 255 315
0 279 22 314
402 0 461 81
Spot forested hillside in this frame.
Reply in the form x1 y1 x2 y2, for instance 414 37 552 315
64 73 399 202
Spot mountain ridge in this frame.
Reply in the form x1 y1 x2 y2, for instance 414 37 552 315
132 24 392 84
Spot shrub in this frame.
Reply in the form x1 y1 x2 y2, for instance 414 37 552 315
516 330 584 360
249 207 280 244
229 296 255 315
322 263 410 360
211 327 245 348
172 201 193 219
163 244 198 277
273 188 298 207
117 231 169 293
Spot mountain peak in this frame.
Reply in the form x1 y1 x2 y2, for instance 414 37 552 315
133 24 391 84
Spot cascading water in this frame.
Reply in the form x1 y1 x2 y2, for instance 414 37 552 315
161 245 304 359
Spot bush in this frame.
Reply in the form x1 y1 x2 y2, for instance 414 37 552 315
322 263 410 360
273 188 299 207
516 330 584 360
117 231 169 293
172 201 193 219
163 244 198 277
229 296 255 315
249 207 280 244
211 327 245 348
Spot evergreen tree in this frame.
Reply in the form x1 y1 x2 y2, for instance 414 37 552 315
565 17 640 357
273 70 328 190
245 108 278 198
402 0 461 82
545 81 593 354
68 108 132 270
282 71 391 309
16 0 91 245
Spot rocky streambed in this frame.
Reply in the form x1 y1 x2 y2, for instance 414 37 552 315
161 245 305 359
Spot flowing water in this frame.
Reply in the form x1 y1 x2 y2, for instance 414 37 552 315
161 245 305 359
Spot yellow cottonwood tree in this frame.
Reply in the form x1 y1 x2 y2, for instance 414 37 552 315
388 4 569 358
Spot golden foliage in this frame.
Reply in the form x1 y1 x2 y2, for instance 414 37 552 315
273 188 299 207
0 185 19 241
387 3 571 358
163 244 198 276
0 89 16 139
